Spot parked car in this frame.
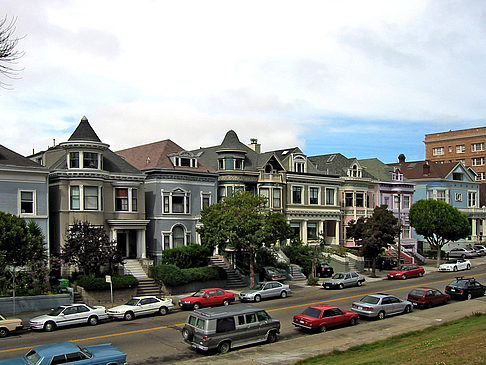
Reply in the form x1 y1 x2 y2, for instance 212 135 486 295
387 264 425 280
29 304 108 332
377 256 398 270
239 281 291 302
445 277 486 300
439 259 471 272
107 295 174 320
181 303 280 354
322 272 365 289
262 266 287 281
179 288 235 310
0 314 23 338
315 264 334 278
473 245 486 256
0 341 126 365
407 287 450 308
446 247 479 259
351 293 413 319
292 304 358 332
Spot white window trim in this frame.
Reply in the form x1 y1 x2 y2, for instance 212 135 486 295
468 190 478 208
472 143 484 152
69 185 102 211
455 193 463 202
325 187 336 206
472 157 485 166
161 188 191 214
433 147 445 156
18 189 36 216
200 192 212 210
272 188 282 209
68 151 102 170
292 185 304 204
114 187 138 212
309 186 320 205
456 145 465 153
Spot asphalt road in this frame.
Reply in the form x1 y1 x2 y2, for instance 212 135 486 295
1 264 486 364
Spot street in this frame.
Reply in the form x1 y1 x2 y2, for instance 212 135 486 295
1 264 486 364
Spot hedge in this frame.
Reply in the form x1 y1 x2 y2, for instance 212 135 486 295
161 244 212 268
76 275 139 291
150 264 226 287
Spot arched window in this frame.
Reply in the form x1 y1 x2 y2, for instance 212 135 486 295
173 226 185 247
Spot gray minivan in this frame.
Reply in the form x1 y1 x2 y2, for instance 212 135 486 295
181 303 280 354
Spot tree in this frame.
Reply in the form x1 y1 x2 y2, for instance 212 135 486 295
61 220 123 276
197 191 293 287
347 205 400 276
409 199 470 268
0 16 23 88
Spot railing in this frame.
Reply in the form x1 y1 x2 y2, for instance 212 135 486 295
259 172 285 183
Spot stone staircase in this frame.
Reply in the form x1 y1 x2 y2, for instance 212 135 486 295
123 259 149 279
289 264 307 281
209 255 247 288
123 259 164 297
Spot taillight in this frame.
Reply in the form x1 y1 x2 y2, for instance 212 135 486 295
459 289 464 294
202 335 212 341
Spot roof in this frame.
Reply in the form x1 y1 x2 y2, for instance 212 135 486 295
193 303 260 318
0 145 44 168
116 139 215 172
388 160 465 180
309 153 374 178
359 158 395 181
33 342 79 356
68 116 102 142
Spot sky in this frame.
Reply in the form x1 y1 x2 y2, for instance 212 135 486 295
3 1 486 164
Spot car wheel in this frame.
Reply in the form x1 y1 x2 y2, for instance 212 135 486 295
159 306 168 315
318 324 327 333
182 327 193 341
267 330 278 343
357 281 362 287
377 311 385 320
222 299 230 306
418 272 424 277
44 321 56 332
218 341 231 354
444 297 450 304
403 305 412 314
254 295 261 303
280 291 288 298
88 316 98 326
467 264 471 270
339 283 344 289
349 317 358 326
0 328 8 338
124 311 134 321
453 266 458 272
467 293 472 300
401 274 407 280
193 303 201 310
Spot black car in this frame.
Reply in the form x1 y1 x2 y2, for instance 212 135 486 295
316 264 334 278
377 256 398 270
445 277 486 300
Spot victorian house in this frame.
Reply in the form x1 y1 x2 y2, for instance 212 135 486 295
0 145 50 253
30 117 148 259
116 139 218 264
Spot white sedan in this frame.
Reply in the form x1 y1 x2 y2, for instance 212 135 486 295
107 296 174 320
438 259 471 272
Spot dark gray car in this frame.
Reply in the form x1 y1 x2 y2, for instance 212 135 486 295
322 272 365 289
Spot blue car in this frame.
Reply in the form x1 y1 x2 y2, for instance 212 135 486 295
0 341 126 365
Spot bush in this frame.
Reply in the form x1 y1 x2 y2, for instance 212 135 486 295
161 244 212 268
76 275 138 291
281 243 312 277
307 275 319 286
425 249 447 259
150 264 226 287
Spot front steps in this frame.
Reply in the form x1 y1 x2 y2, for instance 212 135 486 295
289 264 307 281
209 255 247 288
123 259 164 297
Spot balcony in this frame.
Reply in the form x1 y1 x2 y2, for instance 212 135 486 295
259 172 285 183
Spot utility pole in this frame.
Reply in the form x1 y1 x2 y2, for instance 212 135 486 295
397 191 401 267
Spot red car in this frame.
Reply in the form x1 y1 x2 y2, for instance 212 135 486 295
407 287 450 308
292 304 358 332
178 288 235 310
387 264 425 280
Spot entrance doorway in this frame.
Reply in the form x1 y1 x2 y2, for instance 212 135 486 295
116 230 138 259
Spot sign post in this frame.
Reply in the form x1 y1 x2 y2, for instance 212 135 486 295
105 275 113 304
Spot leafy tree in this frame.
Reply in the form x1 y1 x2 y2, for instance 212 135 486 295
0 16 23 88
197 191 293 287
61 220 123 276
347 205 399 276
409 199 470 267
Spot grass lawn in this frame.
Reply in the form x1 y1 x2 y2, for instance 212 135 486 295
296 313 486 365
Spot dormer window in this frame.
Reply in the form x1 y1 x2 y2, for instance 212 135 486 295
83 152 99 169
172 156 197 168
392 168 403 181
69 152 79 168
293 155 306 173
348 165 362 178
218 157 244 170
68 151 101 169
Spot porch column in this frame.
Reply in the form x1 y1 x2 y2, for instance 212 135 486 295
335 220 340 245
471 218 477 241
137 230 146 259
302 221 308 244
319 221 325 241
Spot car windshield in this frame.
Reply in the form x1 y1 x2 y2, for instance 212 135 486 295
126 298 140 306
192 290 205 297
449 280 468 288
302 307 322 318
48 307 65 316
359 295 380 304
80 346 93 359
409 289 425 297
445 260 457 264
332 273 345 279
253 283 265 290
266 268 277 274
397 265 409 270
24 350 41 365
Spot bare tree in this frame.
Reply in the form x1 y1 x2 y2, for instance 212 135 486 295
0 16 23 88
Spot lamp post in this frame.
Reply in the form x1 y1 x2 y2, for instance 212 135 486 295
396 191 401 266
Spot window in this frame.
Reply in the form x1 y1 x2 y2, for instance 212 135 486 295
84 186 99 210
162 189 190 214
235 159 243 170
456 145 465 153
292 186 302 204
309 187 319 205
433 147 444 156
201 193 211 209
173 225 185 247
345 192 353 207
20 191 34 214
402 226 410 239
115 188 129 211
468 191 477 207
348 165 362 177
132 189 138 211
70 186 80 210
403 195 410 209
325 188 335 205
69 152 79 168
472 157 484 166
355 193 364 207
476 172 485 181
216 317 235 333
436 190 447 202
448 146 452 152
173 156 197 168
273 189 281 209
225 158 234 170
472 143 484 152
291 222 301 239
83 152 99 169
455 193 463 202
294 161 305 173
218 159 224 170
453 173 463 181
307 222 318 240
260 188 269 207
383 196 389 207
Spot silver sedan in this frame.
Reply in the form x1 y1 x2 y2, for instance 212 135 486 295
239 282 291 302
351 293 413 319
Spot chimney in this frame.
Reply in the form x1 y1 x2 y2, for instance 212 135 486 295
423 161 430 175
398 154 406 164
248 138 261 153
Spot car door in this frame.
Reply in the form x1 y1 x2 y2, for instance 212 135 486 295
75 305 91 324
456 259 465 270
205 290 218 306
215 289 227 305
59 306 79 327
343 273 353 287
471 282 484 298
139 297 157 315
381 297 400 315
408 265 418 277
263 282 277 298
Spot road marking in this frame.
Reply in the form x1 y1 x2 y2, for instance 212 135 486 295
2 272 485 355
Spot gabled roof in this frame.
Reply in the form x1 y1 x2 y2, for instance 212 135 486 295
359 158 395 181
68 116 102 142
272 147 303 162
116 139 215 172
309 153 373 178
0 144 44 168
388 160 474 181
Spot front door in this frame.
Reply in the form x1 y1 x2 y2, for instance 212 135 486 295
117 232 127 257
128 230 137 259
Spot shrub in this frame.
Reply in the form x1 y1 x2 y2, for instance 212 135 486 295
161 244 212 268
150 264 226 287
76 275 138 291
281 243 312 277
425 249 447 259
307 275 319 286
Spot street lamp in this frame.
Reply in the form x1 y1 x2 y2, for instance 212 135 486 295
396 191 401 266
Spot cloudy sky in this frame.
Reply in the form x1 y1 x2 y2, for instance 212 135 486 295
2 0 486 163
